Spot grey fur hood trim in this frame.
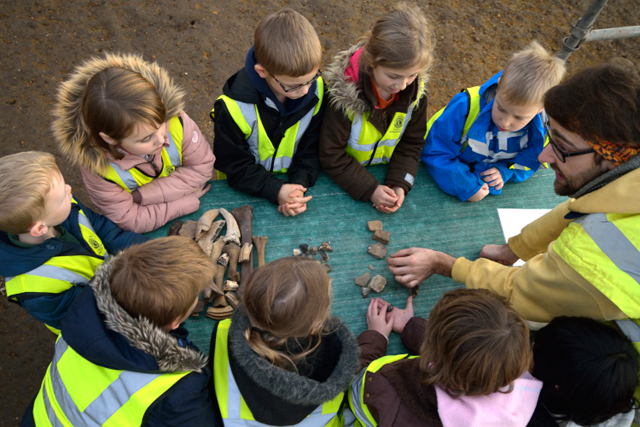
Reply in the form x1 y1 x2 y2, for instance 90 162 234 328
324 43 429 116
52 52 186 175
229 305 360 406
90 255 207 373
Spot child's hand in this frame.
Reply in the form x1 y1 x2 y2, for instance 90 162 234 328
389 296 414 334
192 183 212 199
371 185 399 211
366 298 394 338
277 184 312 206
278 201 308 217
480 167 504 190
374 186 405 213
466 183 489 202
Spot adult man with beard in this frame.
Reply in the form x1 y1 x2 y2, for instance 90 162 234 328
388 58 640 324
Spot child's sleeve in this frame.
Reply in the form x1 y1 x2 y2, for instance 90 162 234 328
74 198 148 253
400 317 427 354
421 92 486 201
81 167 202 233
133 112 215 206
18 287 84 331
384 94 428 195
319 103 380 201
213 98 285 205
285 97 326 190
356 330 389 370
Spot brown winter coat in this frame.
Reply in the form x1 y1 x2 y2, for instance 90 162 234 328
319 44 429 202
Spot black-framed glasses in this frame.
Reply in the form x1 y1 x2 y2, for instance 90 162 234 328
544 121 595 163
271 70 322 93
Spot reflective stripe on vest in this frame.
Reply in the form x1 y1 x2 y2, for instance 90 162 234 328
101 117 184 193
32 336 189 426
348 354 414 427
5 199 107 300
214 78 324 175
554 212 640 318
213 319 344 427
345 81 424 166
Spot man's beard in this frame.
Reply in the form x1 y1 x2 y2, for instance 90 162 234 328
552 163 605 196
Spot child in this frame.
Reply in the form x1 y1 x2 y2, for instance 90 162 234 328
422 41 566 202
351 289 540 426
528 317 638 427
319 3 435 213
53 52 215 233
22 237 220 426
211 9 324 217
210 257 359 425
0 151 147 334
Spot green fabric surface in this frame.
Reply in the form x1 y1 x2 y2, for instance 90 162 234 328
146 163 564 355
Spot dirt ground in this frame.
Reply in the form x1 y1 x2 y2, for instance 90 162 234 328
0 0 638 424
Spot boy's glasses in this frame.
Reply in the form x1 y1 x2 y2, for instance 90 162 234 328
544 121 595 163
271 70 322 93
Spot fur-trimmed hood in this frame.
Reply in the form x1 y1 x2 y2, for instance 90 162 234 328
61 254 206 373
228 305 360 407
52 52 186 175
324 43 429 116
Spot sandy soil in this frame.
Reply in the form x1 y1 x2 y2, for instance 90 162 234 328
0 0 638 424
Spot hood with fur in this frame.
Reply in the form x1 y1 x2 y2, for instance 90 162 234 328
62 254 207 373
324 43 429 116
52 52 186 175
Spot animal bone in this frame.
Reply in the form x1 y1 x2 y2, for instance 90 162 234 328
210 238 226 265
218 253 229 266
178 220 198 240
168 220 183 236
219 208 241 245
213 264 227 291
232 205 254 290
238 242 253 263
252 236 268 267
206 306 233 320
369 275 387 293
372 230 390 245
195 209 219 241
367 220 383 232
225 292 239 309
319 242 333 252
319 250 329 263
203 281 223 303
224 243 241 282
212 295 228 308
198 220 226 256
223 280 239 292
355 273 370 287
368 243 387 259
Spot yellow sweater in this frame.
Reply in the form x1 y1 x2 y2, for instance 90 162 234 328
452 167 640 323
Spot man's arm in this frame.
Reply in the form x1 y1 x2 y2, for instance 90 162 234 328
386 247 456 289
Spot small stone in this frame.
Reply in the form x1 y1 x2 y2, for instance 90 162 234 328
322 264 332 273
369 275 387 293
299 243 310 254
367 220 383 232
368 265 374 271
319 242 333 252
319 250 329 262
368 243 387 259
355 273 370 287
409 285 420 298
311 246 318 255
361 286 371 298
293 248 301 256
386 303 395 312
372 230 390 245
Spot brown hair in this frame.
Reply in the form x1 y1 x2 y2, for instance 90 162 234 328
544 58 640 148
242 257 332 371
81 67 167 160
110 236 214 328
254 9 322 77
359 3 435 76
499 41 566 106
0 151 61 234
419 289 530 396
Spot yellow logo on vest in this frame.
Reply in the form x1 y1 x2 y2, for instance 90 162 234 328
88 237 105 254
381 112 407 140
163 165 176 176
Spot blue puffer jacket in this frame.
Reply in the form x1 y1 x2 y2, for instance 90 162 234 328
0 198 147 330
421 72 547 201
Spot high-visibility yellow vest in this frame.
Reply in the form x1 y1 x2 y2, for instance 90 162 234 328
32 335 189 426
4 199 108 335
102 116 184 193
347 354 416 427
212 319 346 427
212 78 324 179
344 81 424 167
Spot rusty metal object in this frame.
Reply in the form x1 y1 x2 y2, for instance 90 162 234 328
168 220 183 236
355 273 370 287
206 306 233 320
252 236 268 267
368 243 387 259
367 220 383 232
369 275 387 293
372 230 390 245
224 243 241 282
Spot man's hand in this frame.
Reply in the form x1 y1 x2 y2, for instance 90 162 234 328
387 248 456 289
479 243 519 266
366 298 394 338
277 184 312 217
388 296 414 334
480 167 504 190
467 183 490 202
371 185 399 211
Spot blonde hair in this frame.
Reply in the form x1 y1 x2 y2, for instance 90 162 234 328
359 3 435 76
419 289 530 396
254 9 322 77
242 257 332 371
499 41 566 105
0 151 61 234
110 236 215 328
82 67 167 161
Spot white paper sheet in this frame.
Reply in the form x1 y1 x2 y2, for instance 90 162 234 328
497 209 551 266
